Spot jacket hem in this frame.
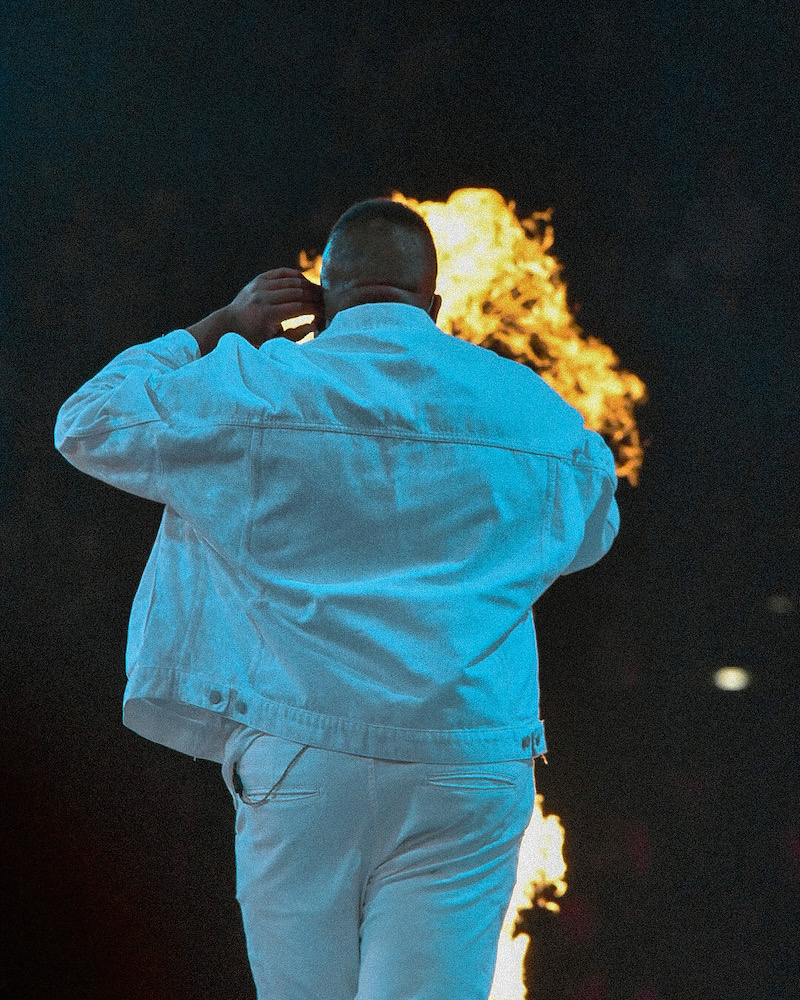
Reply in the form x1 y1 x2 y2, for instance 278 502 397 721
122 681 547 765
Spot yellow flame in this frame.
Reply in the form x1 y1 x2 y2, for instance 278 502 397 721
299 188 646 484
298 191 592 997
489 793 567 1000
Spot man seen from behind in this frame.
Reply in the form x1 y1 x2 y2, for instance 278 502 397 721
55 199 619 1000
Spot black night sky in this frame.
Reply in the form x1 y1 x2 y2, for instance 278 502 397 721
2 2 799 998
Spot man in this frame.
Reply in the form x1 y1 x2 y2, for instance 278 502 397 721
55 199 619 1000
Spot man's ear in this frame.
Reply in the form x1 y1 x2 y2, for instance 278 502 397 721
429 293 443 324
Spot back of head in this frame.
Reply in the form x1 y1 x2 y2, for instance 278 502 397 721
321 200 438 314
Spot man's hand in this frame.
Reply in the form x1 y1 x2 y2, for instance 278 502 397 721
227 268 325 346
188 269 325 356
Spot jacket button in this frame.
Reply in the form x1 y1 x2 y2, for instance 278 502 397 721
235 701 247 714
208 690 223 705
521 735 531 750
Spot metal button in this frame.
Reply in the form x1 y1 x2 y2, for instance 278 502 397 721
208 690 223 705
235 700 247 714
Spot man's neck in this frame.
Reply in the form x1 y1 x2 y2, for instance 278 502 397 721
324 284 431 327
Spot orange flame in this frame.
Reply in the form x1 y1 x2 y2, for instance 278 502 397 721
489 793 567 1000
297 191 612 996
298 187 646 484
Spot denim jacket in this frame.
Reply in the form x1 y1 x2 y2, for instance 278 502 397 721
55 303 619 763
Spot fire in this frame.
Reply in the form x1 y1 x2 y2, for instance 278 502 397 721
298 187 647 484
489 794 568 1000
296 189 644 993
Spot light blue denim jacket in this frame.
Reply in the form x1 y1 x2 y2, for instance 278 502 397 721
55 303 619 764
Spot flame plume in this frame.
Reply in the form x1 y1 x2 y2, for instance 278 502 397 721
299 187 647 484
489 794 567 1000
297 189 644 995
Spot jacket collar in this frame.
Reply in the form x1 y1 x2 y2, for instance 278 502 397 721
318 302 440 338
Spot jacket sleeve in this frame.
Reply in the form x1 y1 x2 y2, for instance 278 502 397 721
560 430 620 575
54 330 200 503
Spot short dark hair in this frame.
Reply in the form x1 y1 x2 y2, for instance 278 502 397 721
329 199 435 247
321 198 437 294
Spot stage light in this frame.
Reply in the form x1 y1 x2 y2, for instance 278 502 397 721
768 594 794 615
712 666 752 691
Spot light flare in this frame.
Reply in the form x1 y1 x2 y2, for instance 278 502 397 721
713 666 752 691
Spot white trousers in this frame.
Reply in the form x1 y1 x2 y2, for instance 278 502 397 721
221 729 535 1000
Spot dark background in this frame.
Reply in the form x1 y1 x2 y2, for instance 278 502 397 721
2 1 798 998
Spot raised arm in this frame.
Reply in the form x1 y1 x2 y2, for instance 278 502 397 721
54 268 324 500
188 269 324 355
